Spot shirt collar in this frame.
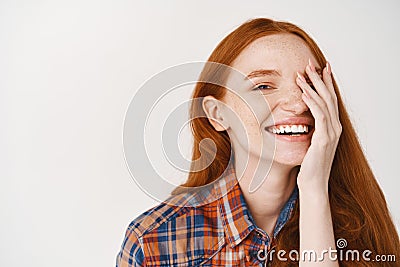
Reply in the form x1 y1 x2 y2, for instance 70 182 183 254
216 155 299 248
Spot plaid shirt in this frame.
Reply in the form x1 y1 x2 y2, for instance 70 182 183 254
116 160 298 266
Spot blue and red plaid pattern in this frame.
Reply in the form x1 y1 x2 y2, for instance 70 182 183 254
116 160 298 266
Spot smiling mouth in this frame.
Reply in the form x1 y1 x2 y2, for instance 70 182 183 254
265 124 313 136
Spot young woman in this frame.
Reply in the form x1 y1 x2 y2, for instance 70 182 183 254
116 18 400 266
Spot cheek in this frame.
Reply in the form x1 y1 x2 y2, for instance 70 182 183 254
232 101 265 132
239 95 273 125
262 93 282 110
224 92 273 131
224 94 253 122
228 107 256 135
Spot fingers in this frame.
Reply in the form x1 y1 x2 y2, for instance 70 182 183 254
296 71 327 113
296 74 333 140
321 61 342 134
300 90 331 141
321 62 339 118
303 59 342 136
305 60 336 119
322 62 335 94
306 59 330 100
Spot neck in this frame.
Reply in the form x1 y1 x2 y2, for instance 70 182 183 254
232 149 298 238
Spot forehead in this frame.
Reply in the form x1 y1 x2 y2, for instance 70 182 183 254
231 33 316 74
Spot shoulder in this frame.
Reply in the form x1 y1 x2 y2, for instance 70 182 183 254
117 194 226 266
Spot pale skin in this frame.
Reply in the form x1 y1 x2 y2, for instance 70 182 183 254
202 33 341 266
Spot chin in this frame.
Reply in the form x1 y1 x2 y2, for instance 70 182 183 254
273 150 307 167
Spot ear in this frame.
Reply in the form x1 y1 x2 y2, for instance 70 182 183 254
202 96 229 131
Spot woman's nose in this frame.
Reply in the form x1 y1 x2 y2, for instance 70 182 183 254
279 87 309 115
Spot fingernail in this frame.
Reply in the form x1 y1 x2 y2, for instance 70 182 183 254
296 71 306 83
326 61 331 75
308 58 316 72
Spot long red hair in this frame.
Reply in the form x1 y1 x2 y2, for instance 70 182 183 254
178 18 400 266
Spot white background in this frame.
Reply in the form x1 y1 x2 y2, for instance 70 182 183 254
1 1 399 266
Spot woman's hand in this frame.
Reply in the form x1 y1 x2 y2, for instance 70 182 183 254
296 59 341 267
295 59 342 194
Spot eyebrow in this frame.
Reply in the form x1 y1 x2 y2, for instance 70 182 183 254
245 68 323 80
246 69 281 79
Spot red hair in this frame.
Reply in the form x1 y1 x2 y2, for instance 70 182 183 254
177 18 400 266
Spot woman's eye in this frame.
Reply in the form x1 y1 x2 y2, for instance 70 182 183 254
254 84 274 91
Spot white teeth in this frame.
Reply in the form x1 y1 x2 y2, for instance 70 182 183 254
268 124 310 134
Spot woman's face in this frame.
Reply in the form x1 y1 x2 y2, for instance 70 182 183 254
216 33 322 167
